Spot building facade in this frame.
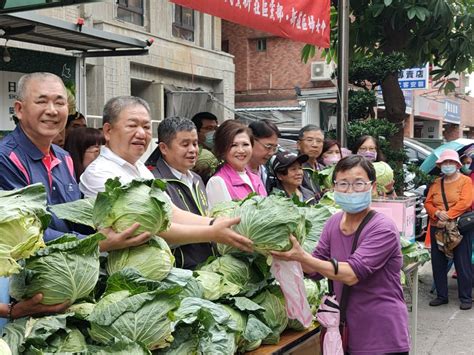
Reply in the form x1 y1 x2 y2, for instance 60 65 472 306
0 0 235 156
223 20 474 141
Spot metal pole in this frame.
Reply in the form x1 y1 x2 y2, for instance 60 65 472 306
336 0 350 147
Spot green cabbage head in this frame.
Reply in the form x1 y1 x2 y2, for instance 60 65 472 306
373 161 394 192
106 236 174 281
9 233 104 305
93 178 172 237
0 184 50 276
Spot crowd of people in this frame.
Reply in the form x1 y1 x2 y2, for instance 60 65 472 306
10 71 466 354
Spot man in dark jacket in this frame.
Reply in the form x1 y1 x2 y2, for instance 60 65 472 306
151 116 214 269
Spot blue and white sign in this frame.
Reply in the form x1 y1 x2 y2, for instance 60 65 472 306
398 65 429 90
444 99 461 124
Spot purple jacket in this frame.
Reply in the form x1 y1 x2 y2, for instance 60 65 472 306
214 163 267 200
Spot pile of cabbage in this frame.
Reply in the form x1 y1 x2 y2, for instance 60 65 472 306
1 180 334 354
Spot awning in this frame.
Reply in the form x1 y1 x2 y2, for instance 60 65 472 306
0 11 150 57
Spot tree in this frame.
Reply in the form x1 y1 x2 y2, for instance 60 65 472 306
303 0 473 153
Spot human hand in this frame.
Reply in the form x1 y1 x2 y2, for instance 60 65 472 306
211 217 253 252
271 235 307 262
11 294 69 319
99 223 152 252
436 210 450 222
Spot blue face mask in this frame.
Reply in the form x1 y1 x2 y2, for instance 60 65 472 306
461 164 471 174
441 164 457 175
204 131 215 150
334 189 372 214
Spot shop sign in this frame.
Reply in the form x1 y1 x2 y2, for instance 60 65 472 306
414 95 444 119
398 65 429 90
170 0 330 47
444 99 461 124
403 90 413 114
0 71 23 131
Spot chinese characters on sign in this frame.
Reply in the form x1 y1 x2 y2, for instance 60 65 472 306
170 0 330 47
444 99 461 124
398 65 429 90
0 71 23 132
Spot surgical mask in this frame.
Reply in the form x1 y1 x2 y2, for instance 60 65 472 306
323 156 340 166
461 164 472 174
334 190 372 214
441 164 457 175
359 151 377 162
204 131 215 149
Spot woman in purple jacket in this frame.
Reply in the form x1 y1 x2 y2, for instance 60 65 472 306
206 120 267 209
273 155 410 354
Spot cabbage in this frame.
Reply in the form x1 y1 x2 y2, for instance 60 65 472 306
107 236 174 281
313 165 335 190
89 290 176 350
9 233 104 305
251 288 288 344
0 184 50 276
194 270 241 300
162 297 238 355
199 254 250 288
213 195 309 256
93 178 171 236
0 339 11 355
299 204 339 253
373 161 394 192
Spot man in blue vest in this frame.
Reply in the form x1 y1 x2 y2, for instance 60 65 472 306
151 117 214 269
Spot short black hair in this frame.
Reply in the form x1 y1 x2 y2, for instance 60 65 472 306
158 116 196 145
332 155 376 182
298 124 323 140
192 112 218 132
248 119 280 139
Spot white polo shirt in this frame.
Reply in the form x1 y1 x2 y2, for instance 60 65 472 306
80 146 154 198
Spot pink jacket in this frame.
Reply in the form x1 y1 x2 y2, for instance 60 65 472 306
214 163 267 200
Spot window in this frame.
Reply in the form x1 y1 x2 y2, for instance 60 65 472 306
117 0 144 26
173 5 194 42
256 38 267 51
221 40 229 53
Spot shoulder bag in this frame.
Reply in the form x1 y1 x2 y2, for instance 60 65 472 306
320 210 376 354
441 177 474 234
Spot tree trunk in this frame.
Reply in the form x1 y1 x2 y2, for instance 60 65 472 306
381 72 407 193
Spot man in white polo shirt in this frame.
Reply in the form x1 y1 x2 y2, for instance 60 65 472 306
80 96 252 251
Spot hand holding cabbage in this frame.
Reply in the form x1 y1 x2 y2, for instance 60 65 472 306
4 293 69 319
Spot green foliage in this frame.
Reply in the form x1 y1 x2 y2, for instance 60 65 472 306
345 119 407 191
349 53 407 88
348 90 377 120
407 163 436 187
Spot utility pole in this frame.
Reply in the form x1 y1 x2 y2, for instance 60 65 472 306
336 0 350 147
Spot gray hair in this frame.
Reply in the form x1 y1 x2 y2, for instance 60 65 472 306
102 96 151 126
17 72 66 101
298 124 323 140
158 116 196 145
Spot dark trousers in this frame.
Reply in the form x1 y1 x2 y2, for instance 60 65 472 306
430 225 472 303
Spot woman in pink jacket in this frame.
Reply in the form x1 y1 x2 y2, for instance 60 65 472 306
206 120 267 209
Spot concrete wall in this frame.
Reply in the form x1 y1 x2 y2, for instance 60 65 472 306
7 0 235 121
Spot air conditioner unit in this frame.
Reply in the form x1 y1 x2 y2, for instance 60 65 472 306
310 62 334 81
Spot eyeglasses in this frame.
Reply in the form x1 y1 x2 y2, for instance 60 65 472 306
333 180 373 192
358 147 377 153
256 139 279 153
301 138 324 144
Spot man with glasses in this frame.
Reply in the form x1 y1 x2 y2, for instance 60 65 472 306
191 112 219 184
296 124 325 198
248 119 280 192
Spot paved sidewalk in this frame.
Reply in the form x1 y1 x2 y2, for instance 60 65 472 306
414 262 474 354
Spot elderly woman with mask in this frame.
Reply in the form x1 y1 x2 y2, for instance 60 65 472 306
424 149 473 310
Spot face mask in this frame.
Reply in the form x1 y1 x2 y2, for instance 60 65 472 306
334 189 372 214
461 164 472 174
323 156 340 166
359 151 377 162
204 131 215 149
441 164 457 175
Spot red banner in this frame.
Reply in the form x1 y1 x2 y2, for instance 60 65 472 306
170 0 330 48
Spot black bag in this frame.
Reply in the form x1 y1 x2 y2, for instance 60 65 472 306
457 211 474 234
441 178 474 234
